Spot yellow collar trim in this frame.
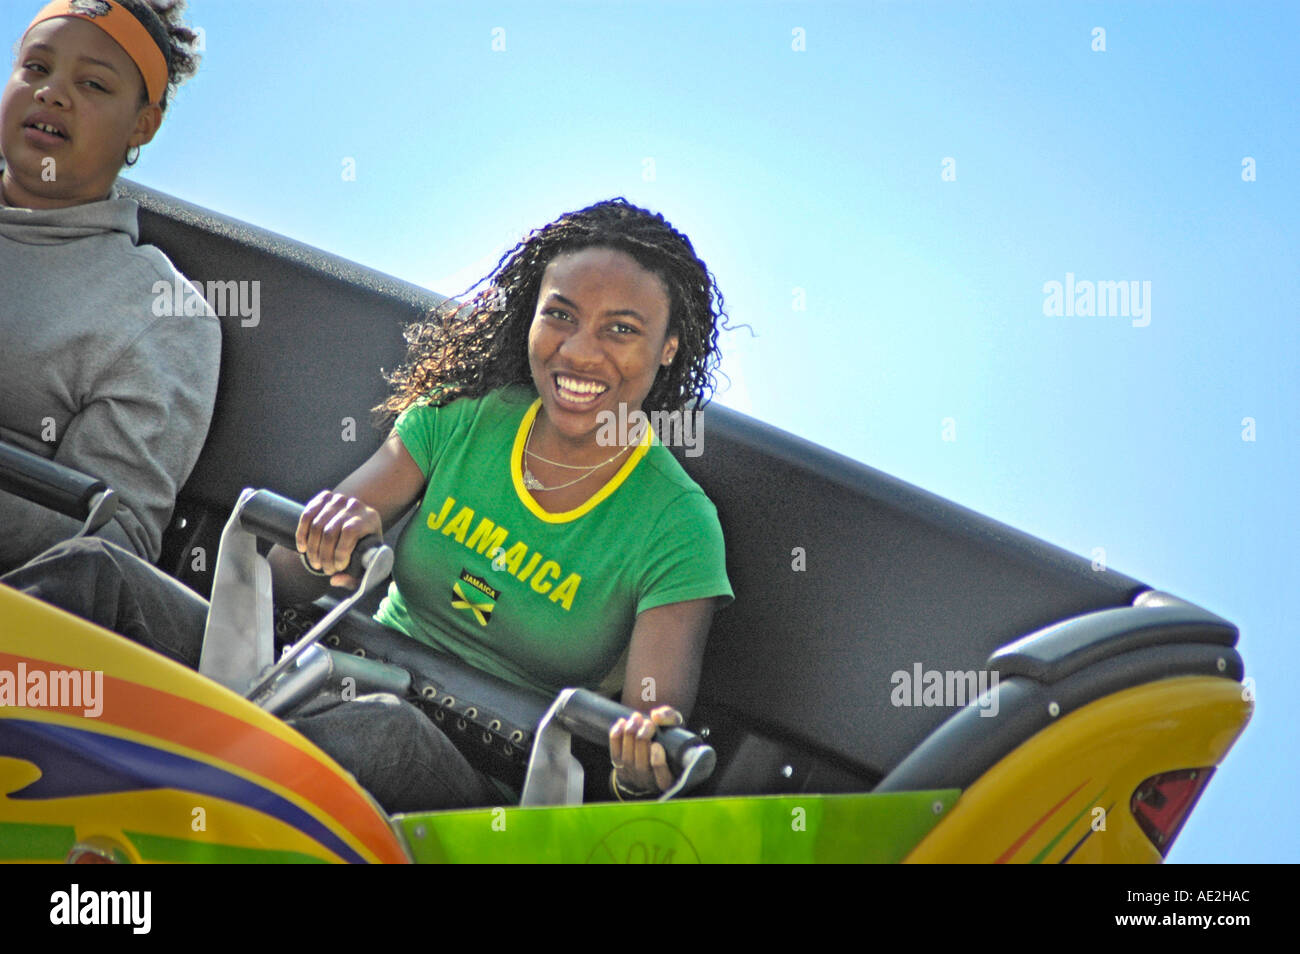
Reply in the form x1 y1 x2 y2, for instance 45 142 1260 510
511 398 652 524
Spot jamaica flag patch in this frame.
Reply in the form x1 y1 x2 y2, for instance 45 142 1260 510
451 569 498 626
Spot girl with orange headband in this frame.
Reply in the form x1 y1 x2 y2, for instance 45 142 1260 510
0 0 221 570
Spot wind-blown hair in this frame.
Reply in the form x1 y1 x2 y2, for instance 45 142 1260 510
376 198 728 422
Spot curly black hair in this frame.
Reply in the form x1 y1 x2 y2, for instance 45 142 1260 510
377 198 729 422
116 0 201 113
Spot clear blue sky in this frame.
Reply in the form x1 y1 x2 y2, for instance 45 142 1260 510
6 0 1294 862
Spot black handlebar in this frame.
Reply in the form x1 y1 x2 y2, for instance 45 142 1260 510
238 489 383 580
556 688 710 774
0 440 117 530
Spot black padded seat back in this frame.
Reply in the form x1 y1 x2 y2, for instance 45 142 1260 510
123 179 1150 784
672 408 1147 779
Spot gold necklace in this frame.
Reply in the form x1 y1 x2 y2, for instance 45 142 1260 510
522 414 632 491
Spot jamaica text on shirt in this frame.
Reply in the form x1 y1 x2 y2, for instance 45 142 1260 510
426 496 582 610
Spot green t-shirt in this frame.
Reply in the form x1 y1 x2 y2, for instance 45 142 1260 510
373 386 733 698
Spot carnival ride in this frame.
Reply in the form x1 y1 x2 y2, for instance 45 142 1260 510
0 182 1252 863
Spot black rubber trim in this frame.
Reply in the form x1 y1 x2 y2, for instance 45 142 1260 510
988 604 1238 684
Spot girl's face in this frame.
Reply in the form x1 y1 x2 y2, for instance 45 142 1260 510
528 246 680 449
0 16 160 209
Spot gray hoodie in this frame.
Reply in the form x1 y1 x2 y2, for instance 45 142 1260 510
0 171 221 571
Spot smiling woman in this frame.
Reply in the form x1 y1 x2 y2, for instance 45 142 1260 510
0 0 219 571
268 198 736 804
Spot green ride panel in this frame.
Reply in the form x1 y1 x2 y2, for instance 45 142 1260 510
396 790 961 864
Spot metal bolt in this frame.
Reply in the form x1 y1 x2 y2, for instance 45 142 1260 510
176 516 188 530
1216 657 1226 672
1048 701 1060 718
780 765 794 778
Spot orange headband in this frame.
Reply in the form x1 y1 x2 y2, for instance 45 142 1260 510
24 0 169 105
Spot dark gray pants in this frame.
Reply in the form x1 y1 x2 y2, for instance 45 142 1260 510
1 537 504 813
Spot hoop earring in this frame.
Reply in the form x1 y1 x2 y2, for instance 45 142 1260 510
125 145 141 167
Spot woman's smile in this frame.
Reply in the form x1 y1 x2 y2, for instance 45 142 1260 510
552 372 609 407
